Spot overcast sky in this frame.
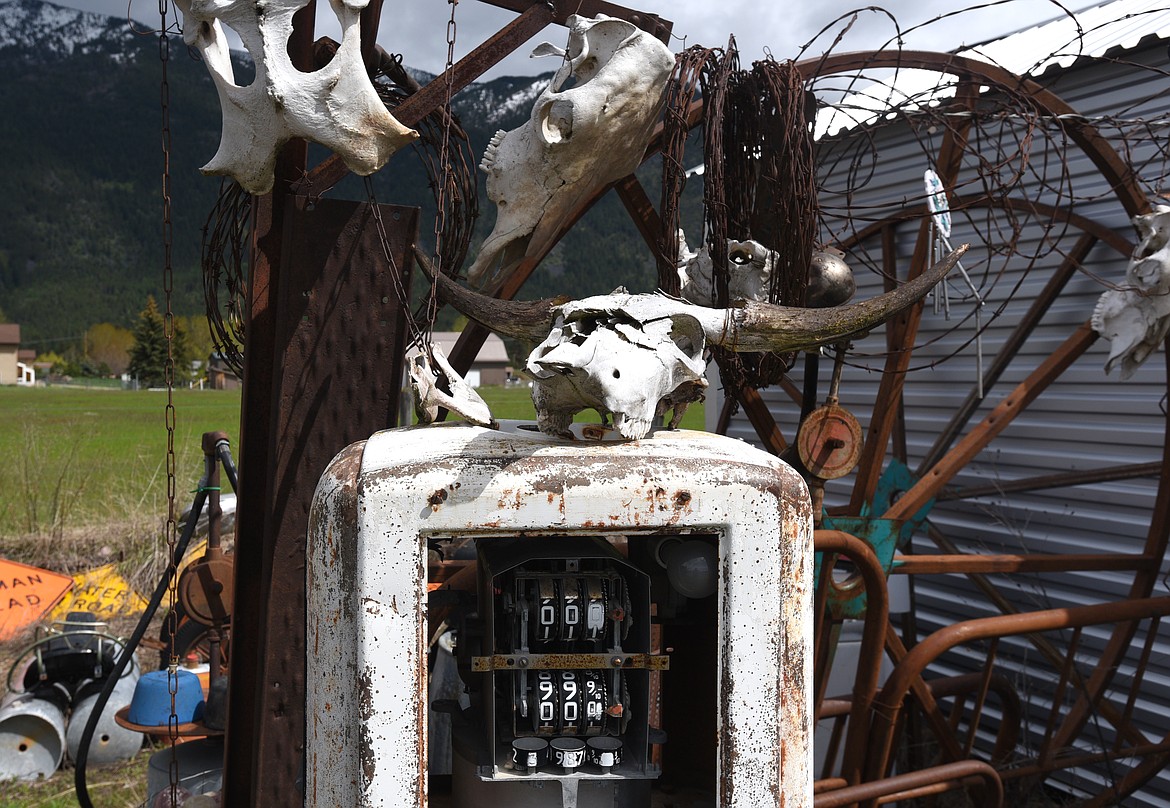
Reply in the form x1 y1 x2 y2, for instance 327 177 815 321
63 0 1110 78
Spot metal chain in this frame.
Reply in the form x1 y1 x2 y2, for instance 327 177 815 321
426 0 459 342
364 177 425 352
158 0 181 797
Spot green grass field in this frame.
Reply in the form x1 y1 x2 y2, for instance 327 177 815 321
0 387 244 537
0 384 704 537
0 384 703 805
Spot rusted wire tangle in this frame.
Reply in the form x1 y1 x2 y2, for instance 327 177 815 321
659 41 818 393
201 179 250 377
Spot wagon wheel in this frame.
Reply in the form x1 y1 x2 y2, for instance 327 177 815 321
732 51 1170 804
436 44 1170 802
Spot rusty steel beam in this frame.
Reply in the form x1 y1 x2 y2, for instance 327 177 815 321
222 2 315 802
226 198 419 807
1045 337 1170 769
881 625 967 763
297 0 675 194
814 530 889 786
938 460 1163 501
849 79 980 513
614 174 675 269
883 322 1099 523
913 520 1153 757
480 0 672 41
815 760 1003 808
358 0 384 75
919 232 1100 472
295 3 556 194
891 552 1150 575
739 385 789 455
839 197 1133 259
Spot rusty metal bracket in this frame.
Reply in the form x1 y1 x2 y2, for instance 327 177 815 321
472 653 670 672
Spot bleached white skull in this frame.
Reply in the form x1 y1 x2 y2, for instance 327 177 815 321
175 0 417 194
409 344 493 426
526 307 707 440
467 14 675 291
677 235 776 305
1093 205 1170 378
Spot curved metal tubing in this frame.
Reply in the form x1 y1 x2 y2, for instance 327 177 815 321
815 759 1003 808
863 596 1170 785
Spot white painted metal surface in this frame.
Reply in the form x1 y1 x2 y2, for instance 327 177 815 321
307 422 813 808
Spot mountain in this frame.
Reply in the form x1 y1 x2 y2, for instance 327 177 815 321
0 0 666 348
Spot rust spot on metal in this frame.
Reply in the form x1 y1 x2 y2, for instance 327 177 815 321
532 478 565 495
673 490 692 509
357 668 376 785
427 488 448 510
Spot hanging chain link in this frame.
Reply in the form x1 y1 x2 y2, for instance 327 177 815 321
158 0 181 797
425 0 459 344
368 0 460 360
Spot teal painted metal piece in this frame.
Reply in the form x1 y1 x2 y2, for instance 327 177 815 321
866 458 935 548
815 460 937 618
817 515 902 619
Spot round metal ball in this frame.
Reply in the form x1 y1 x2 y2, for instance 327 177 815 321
807 251 856 308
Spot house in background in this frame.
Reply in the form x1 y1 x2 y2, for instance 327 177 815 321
427 331 512 388
0 324 32 385
208 352 241 390
16 348 35 385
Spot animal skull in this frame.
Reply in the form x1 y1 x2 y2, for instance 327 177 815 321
527 303 707 439
425 245 966 439
678 234 777 305
175 0 417 194
409 344 493 427
466 14 675 291
677 233 857 308
1093 205 1170 379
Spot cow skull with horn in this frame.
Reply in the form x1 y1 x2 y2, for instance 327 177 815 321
426 245 967 439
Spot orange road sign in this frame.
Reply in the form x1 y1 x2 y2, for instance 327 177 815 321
0 558 74 641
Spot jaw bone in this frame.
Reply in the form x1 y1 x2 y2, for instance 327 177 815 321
466 14 676 291
175 0 417 195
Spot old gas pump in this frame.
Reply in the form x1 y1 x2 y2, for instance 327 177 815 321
307 422 813 808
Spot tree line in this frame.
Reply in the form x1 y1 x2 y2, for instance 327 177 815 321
30 297 215 386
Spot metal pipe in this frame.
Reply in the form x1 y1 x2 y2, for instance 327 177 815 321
864 596 1170 784
815 759 1003 808
814 530 889 785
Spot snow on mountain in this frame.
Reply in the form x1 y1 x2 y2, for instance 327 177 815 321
0 0 553 135
0 0 135 59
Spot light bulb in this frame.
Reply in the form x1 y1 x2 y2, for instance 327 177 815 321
659 539 718 599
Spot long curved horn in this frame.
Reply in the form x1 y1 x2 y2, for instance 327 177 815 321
421 243 965 352
706 244 968 352
416 248 557 342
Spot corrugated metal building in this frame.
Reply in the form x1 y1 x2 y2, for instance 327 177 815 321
711 5 1170 803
